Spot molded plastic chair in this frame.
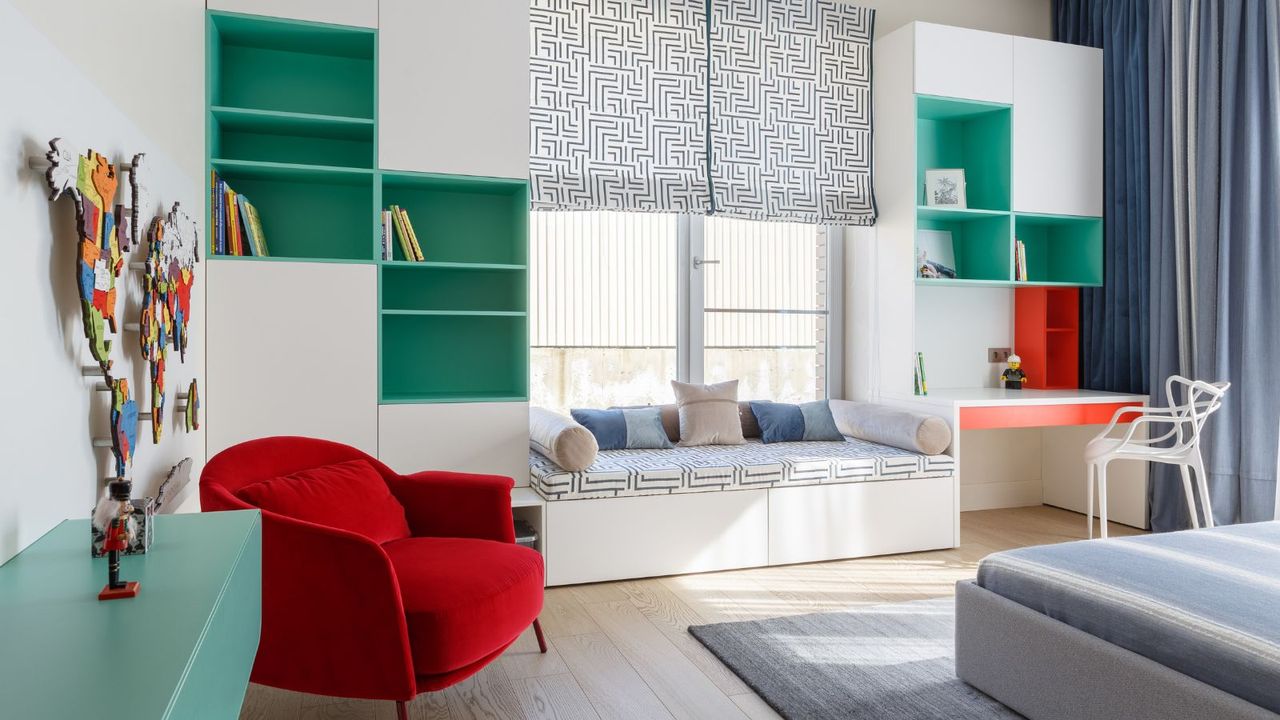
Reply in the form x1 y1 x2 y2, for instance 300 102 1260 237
201 436 546 720
1085 376 1229 538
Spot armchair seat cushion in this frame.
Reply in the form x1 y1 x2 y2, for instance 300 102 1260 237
384 537 544 676
236 459 412 544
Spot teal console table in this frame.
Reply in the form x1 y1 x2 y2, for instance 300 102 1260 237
0 510 262 719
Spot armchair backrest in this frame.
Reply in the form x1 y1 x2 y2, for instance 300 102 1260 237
1163 376 1230 452
202 436 401 510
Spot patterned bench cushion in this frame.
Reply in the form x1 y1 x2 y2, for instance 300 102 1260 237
529 437 955 501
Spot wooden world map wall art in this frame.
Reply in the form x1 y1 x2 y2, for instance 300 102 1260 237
42 138 200 485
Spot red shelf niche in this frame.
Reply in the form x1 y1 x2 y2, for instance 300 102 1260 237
1014 287 1079 390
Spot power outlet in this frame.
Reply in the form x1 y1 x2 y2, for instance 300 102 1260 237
988 347 1012 363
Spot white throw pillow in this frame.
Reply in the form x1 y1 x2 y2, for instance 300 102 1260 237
529 407 599 471
671 379 746 446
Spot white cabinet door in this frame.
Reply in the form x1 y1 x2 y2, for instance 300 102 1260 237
1012 37 1103 217
207 0 377 28
206 261 377 457
914 23 1013 104
379 0 529 178
378 402 530 482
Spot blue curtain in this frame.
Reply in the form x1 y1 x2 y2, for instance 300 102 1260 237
1057 0 1280 530
1147 0 1280 529
1054 0 1150 395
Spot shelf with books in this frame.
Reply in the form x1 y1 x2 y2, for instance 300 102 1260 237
379 172 528 265
211 107 374 169
209 12 375 120
381 265 526 314
380 313 528 404
1014 213 1103 286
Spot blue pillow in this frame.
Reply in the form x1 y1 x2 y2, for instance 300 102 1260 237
570 407 674 450
749 401 844 444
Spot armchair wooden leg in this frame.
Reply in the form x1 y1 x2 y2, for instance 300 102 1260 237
533 619 548 654
396 700 409 720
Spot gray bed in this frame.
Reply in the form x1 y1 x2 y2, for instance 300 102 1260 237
956 521 1280 720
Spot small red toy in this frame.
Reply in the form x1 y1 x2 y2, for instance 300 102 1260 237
99 479 140 601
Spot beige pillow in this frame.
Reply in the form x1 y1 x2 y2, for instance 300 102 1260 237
671 380 746 446
529 407 598 471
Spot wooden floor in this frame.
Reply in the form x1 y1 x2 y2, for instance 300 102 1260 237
240 506 1143 720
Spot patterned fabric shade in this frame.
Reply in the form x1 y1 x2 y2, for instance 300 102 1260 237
529 0 877 225
709 1 876 225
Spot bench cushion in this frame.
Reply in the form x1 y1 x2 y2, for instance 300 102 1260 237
529 438 954 501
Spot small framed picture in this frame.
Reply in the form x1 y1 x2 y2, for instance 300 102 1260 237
917 229 957 279
925 168 967 208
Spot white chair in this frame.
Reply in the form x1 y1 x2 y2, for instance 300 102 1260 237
1085 376 1230 538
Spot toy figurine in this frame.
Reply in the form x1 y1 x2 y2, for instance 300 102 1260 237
1001 354 1028 390
98 479 140 601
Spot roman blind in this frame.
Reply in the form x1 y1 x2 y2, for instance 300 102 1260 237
529 0 877 225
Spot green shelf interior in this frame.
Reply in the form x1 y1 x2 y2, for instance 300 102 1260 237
917 213 1011 281
212 164 374 261
1015 214 1103 285
916 96 1011 212
211 107 374 168
381 265 527 313
209 12 375 119
381 313 528 403
381 174 528 265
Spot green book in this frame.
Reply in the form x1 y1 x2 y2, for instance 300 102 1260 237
916 352 928 396
389 205 415 261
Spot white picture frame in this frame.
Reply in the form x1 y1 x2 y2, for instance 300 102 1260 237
917 229 956 279
925 168 967 208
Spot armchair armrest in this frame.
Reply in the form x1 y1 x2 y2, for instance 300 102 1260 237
387 471 516 543
254 508 416 700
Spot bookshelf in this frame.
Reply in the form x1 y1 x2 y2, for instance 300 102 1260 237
207 10 529 406
913 95 1102 288
1015 287 1080 389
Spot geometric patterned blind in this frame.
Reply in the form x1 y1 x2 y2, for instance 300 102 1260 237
709 1 876 225
530 0 711 213
529 0 876 225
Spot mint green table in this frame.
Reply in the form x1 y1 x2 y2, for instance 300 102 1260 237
0 510 262 719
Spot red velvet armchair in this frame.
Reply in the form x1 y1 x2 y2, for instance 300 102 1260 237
201 436 545 719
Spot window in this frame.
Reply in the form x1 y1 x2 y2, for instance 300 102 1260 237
530 212 840 412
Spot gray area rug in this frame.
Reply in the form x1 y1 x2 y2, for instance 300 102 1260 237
689 597 1021 720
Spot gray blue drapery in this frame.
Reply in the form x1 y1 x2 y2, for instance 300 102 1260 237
1056 0 1280 530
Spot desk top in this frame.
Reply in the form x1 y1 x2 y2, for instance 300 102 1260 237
911 388 1148 407
0 511 261 718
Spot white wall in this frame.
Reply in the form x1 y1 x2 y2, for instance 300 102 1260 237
0 0 205 563
842 0 1053 401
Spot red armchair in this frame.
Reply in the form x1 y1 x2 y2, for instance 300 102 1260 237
201 436 545 719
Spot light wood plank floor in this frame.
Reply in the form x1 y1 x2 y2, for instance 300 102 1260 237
240 506 1143 720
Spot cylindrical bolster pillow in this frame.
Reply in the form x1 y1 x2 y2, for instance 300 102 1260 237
529 407 598 471
829 399 952 455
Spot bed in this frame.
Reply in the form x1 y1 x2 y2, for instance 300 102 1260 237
956 521 1280 720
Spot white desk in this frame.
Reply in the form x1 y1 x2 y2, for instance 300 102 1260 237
883 388 1150 530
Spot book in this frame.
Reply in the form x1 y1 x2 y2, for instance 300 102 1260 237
225 186 241 256
916 352 928 396
381 210 392 261
399 206 424 261
235 195 254 257
389 205 415 261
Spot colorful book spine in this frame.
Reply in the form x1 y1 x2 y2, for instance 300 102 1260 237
381 210 392 261
215 177 226 256
235 195 254 257
389 205 414 261
399 207 424 261
245 200 268 257
916 352 928 396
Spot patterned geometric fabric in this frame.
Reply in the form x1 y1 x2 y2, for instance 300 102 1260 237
709 1 876 225
529 0 877 225
529 437 953 500
530 0 711 213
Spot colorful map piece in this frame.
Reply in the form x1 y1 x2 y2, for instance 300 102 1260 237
184 379 200 432
139 203 199 443
45 138 124 372
109 378 138 478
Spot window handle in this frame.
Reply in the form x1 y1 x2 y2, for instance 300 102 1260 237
693 256 720 269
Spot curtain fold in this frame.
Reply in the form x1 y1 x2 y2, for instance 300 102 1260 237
1054 0 1151 395
529 0 877 224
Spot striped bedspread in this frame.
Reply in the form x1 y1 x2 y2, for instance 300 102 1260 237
977 521 1280 713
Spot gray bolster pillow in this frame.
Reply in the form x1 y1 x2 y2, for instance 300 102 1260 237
829 399 952 455
529 407 599 471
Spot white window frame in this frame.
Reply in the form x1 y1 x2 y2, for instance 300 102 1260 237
675 215 844 398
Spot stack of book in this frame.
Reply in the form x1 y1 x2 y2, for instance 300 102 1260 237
210 171 268 257
382 205 424 261
1013 239 1028 281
